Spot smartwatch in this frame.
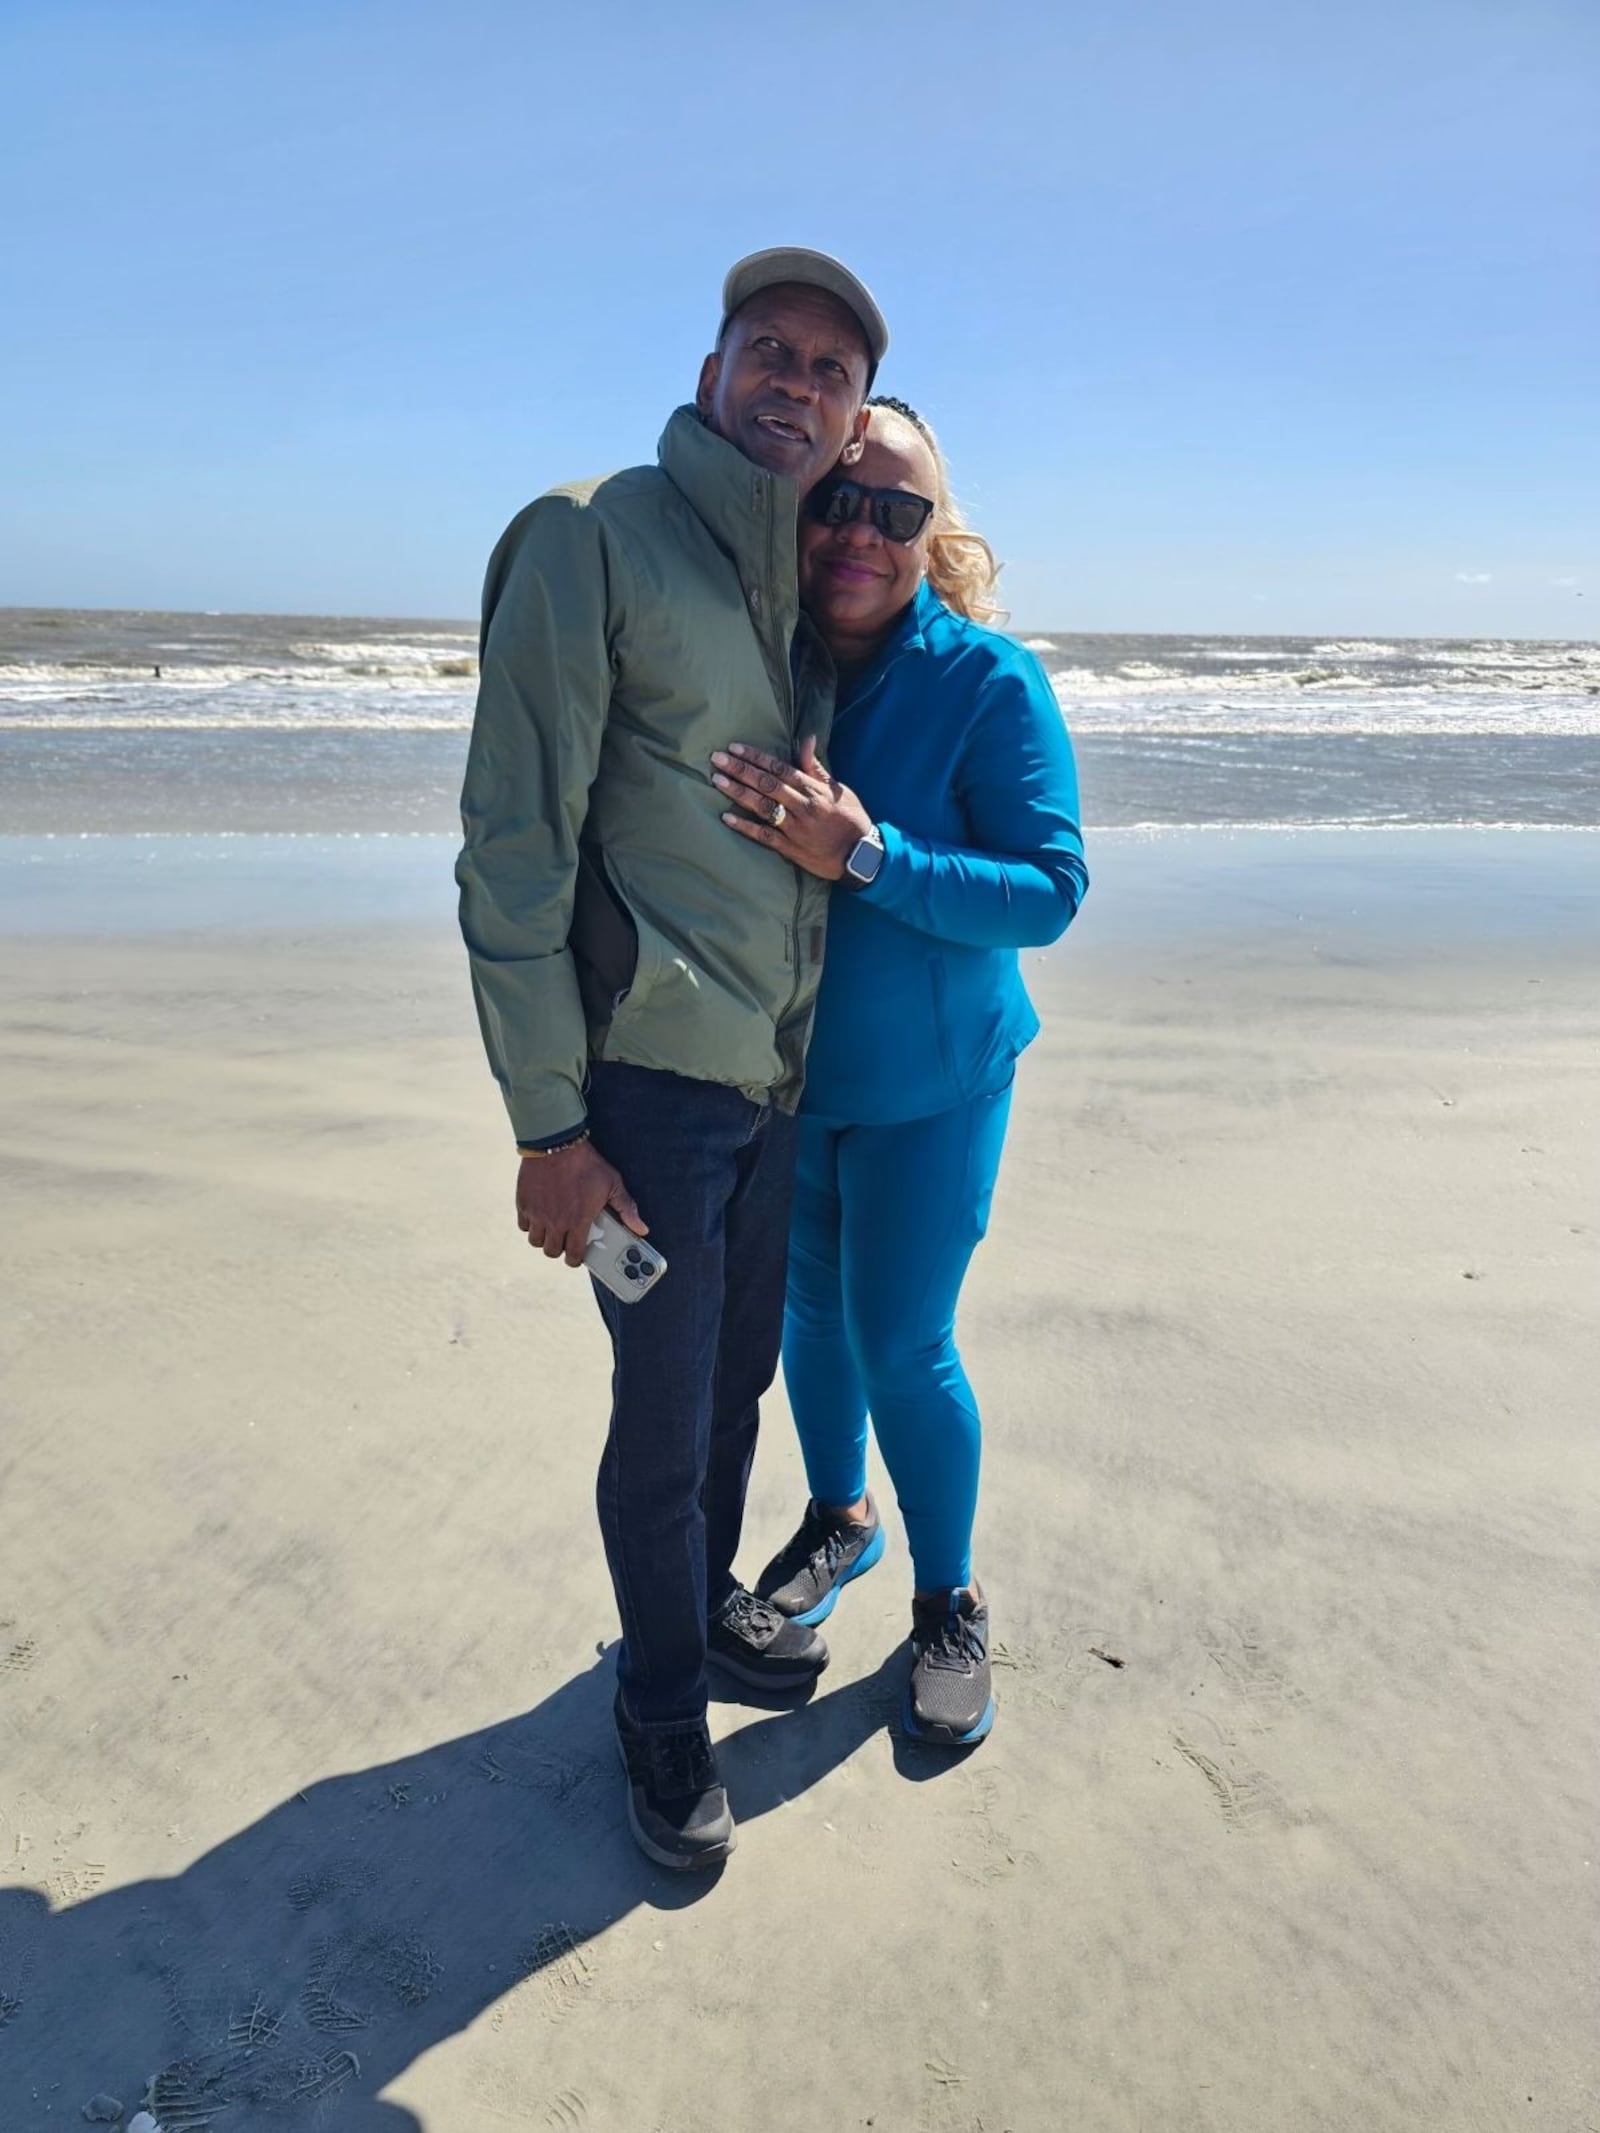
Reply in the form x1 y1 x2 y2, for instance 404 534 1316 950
841 825 886 890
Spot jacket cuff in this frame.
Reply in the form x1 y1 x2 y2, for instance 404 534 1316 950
515 1118 590 1154
504 1085 589 1146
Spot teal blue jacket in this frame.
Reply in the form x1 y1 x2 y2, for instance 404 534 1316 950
801 580 1087 1124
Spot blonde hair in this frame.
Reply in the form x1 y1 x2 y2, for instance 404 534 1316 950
867 396 1007 627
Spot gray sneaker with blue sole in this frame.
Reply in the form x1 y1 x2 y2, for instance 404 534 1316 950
755 1494 886 1626
904 1584 994 1746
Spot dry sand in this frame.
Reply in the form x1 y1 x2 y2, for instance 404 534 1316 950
1 834 1594 2131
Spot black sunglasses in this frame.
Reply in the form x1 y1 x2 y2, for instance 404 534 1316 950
805 474 936 545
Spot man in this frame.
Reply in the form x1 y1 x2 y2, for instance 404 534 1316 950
457 249 888 1870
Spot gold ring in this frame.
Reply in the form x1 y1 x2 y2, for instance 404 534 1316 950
770 802 787 828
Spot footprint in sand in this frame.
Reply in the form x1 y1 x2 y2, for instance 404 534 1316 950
225 1993 285 2048
287 1861 377 1913
490 1922 597 2032
542 2089 591 2131
945 1768 1037 1887
42 1827 105 1907
991 1624 1102 1713
476 1741 607 1814
1 1635 38 1677
151 1924 436 2122
300 1925 442 2033
1199 1620 1308 1731
161 1969 290 2055
1170 1716 1291 1833
147 2043 360 2126
466 2060 554 2123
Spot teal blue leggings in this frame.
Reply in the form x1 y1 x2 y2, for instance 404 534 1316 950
781 1081 1013 1592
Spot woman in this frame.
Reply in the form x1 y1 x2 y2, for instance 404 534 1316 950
712 397 1087 1746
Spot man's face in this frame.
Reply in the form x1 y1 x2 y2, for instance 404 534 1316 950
696 283 871 494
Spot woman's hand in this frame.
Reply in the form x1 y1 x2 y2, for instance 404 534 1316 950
711 737 875 881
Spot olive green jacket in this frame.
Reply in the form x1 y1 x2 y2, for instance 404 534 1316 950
456 407 834 1144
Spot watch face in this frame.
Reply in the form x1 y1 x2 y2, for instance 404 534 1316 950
848 835 884 884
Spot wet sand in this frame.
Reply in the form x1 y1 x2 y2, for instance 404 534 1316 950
1 833 1594 2130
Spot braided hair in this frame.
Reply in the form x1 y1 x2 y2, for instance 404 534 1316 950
865 396 1005 626
866 393 931 439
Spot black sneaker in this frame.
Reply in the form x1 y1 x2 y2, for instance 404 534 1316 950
614 1693 735 1871
706 1585 830 1692
755 1495 887 1625
904 1585 995 1746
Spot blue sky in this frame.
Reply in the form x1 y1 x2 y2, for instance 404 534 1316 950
2 0 1595 636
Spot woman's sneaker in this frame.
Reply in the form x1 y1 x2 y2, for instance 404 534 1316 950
613 1695 735 1871
903 1585 995 1746
754 1495 886 1625
705 1585 830 1691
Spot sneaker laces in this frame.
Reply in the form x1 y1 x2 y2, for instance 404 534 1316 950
651 1728 717 1798
806 1519 850 1580
918 1600 986 1672
719 1587 783 1641
798 1500 873 1578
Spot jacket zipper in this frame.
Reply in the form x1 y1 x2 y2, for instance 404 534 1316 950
762 479 811 1038
833 636 915 726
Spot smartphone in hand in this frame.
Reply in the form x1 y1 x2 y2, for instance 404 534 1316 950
584 1210 668 1303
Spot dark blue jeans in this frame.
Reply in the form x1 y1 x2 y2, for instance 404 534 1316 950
584 1061 798 1732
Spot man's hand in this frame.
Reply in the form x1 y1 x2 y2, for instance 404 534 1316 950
515 1140 648 1268
711 736 875 880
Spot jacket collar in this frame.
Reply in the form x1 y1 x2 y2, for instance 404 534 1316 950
905 575 943 648
835 575 937 711
857 576 939 665
657 405 800 587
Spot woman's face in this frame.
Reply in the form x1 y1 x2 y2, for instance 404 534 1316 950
798 413 940 651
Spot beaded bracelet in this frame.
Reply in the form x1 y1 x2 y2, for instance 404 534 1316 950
518 1129 591 1159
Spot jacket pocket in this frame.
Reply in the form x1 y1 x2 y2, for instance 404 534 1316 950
571 840 639 1033
600 908 670 1049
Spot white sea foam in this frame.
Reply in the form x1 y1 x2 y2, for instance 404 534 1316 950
1308 639 1405 659
1043 652 1600 734
286 636 476 669
0 656 479 729
1195 646 1296 662
4 619 1596 828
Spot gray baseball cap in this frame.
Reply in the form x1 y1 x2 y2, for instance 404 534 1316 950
719 247 889 371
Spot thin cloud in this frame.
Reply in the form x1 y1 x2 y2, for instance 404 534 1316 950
1551 575 1580 588
1454 570 1492 584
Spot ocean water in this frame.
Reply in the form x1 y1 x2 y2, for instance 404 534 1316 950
2 608 1596 833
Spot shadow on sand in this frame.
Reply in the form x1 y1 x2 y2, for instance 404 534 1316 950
2 1647 914 2129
